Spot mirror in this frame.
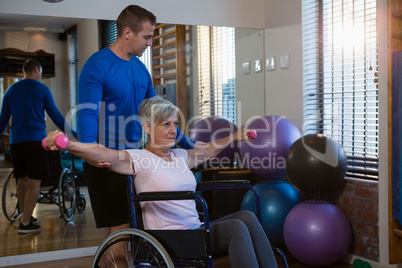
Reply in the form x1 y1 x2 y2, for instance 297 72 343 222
0 16 265 264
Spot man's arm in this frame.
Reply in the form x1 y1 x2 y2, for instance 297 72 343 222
0 93 11 135
77 61 103 143
175 127 196 149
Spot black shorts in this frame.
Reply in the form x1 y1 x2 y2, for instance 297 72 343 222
10 141 48 180
83 162 130 228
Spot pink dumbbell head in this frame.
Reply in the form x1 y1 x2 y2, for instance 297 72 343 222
55 135 69 149
247 129 257 139
41 135 69 150
42 137 50 151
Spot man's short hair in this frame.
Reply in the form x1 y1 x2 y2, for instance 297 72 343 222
116 5 157 37
22 59 42 74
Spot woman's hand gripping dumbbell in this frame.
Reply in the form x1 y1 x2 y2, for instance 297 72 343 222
42 133 69 150
247 129 257 139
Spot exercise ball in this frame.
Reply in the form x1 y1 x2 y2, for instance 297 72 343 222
286 134 348 194
190 116 239 167
283 202 352 267
240 115 301 178
240 180 299 247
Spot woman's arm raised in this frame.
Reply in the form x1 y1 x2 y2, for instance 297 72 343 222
44 130 134 175
186 128 255 169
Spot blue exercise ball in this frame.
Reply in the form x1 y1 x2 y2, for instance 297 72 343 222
240 180 300 247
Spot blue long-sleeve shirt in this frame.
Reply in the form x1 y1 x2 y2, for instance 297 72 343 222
78 47 194 150
0 79 76 144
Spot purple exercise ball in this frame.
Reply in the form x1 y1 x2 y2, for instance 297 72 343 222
239 115 301 178
190 116 239 167
283 202 352 267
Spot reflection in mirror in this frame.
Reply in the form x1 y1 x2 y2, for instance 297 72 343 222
0 17 264 264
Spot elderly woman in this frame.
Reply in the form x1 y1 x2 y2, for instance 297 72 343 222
45 96 278 268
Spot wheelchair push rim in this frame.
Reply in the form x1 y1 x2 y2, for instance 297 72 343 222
58 167 78 222
2 170 22 222
92 228 174 268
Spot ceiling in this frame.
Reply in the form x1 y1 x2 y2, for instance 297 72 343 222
0 13 82 31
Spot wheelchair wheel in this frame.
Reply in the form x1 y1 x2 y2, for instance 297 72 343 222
77 193 86 214
92 228 174 268
2 170 22 222
58 168 77 222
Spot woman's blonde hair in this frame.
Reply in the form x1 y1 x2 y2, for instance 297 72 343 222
139 96 179 126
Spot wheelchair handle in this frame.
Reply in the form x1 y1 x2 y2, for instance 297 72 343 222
42 135 69 150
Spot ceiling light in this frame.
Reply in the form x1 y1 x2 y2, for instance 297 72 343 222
43 0 64 3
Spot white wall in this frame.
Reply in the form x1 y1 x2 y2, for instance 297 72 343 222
235 28 266 127
77 19 99 72
264 0 301 29
263 24 303 129
262 0 303 130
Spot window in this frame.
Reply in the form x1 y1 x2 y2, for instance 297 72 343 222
99 20 117 49
302 0 378 180
197 26 236 124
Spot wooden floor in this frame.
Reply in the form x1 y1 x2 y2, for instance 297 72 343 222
0 156 108 267
11 253 354 268
0 154 353 267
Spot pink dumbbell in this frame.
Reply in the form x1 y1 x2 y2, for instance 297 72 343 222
42 135 69 150
247 129 257 139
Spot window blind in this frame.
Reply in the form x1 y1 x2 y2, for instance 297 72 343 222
302 0 378 180
98 20 117 49
197 26 236 124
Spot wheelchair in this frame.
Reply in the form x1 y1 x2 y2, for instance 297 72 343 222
92 177 289 268
1 150 86 223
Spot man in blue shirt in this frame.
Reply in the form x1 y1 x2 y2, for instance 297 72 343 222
0 59 76 234
78 5 197 238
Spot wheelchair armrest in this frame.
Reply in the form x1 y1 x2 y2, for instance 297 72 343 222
196 180 251 191
196 179 263 224
136 191 196 201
